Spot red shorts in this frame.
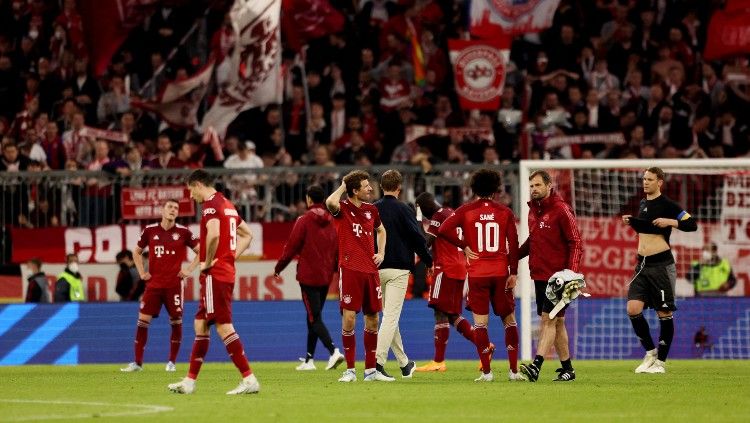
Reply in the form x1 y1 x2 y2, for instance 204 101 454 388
466 275 515 317
428 272 466 316
338 267 382 315
140 284 184 320
195 274 234 325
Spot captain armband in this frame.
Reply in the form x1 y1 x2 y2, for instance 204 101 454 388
676 211 697 232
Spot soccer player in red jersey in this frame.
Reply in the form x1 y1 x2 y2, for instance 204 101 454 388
168 169 259 395
439 169 526 382
121 200 199 373
325 170 391 382
413 192 480 372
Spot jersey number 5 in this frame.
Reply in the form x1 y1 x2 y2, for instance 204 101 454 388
474 222 500 253
229 218 237 251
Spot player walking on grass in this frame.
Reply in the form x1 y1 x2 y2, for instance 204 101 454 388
622 167 697 374
439 169 525 382
168 169 259 395
414 192 483 373
274 185 345 371
518 171 583 382
325 171 390 382
121 200 199 373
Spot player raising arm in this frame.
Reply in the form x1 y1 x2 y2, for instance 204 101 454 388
622 167 697 374
168 169 259 395
326 171 391 382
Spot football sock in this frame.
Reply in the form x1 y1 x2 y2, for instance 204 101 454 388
342 329 356 369
433 322 450 362
187 335 210 380
453 316 476 344
658 315 674 362
364 328 378 370
223 332 252 378
560 359 573 371
169 321 182 363
474 324 491 373
504 322 519 373
134 319 149 366
629 313 656 351
533 355 544 370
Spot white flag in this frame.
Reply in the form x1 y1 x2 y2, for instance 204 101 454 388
470 0 560 37
134 60 214 128
202 0 282 135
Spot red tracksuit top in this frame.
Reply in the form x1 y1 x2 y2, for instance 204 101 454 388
275 204 338 287
519 190 583 281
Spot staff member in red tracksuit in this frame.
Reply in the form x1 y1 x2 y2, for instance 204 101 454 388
275 185 346 371
518 170 583 383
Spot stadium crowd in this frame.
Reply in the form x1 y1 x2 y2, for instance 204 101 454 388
1 0 749 228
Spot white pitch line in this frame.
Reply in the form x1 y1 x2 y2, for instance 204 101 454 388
0 399 174 421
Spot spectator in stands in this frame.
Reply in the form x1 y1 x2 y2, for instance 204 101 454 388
115 250 143 301
97 75 130 124
224 141 263 202
41 120 65 169
1 142 30 171
25 257 49 303
329 93 347 144
54 253 84 302
689 242 737 297
72 58 100 123
150 133 182 168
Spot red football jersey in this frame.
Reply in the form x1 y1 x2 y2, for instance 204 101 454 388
199 192 242 282
427 207 467 280
438 199 519 277
137 223 198 289
332 199 381 274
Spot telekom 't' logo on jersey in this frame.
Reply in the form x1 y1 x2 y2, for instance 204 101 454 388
153 245 165 258
352 223 363 238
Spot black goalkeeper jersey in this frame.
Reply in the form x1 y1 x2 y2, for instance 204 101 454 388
627 194 697 245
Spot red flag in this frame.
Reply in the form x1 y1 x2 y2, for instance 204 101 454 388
78 0 159 76
725 0 750 12
281 0 345 51
470 0 560 37
704 8 750 61
133 60 215 128
449 39 509 111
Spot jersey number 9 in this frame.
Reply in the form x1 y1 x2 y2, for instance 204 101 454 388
229 218 237 251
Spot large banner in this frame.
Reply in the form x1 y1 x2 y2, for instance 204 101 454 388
202 0 282 135
120 186 195 220
19 261 319 302
448 39 509 111
470 0 560 37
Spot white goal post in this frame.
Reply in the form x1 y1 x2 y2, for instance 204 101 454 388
518 158 750 361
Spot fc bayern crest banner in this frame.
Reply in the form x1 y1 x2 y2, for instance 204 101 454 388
448 39 508 111
202 0 282 135
470 0 560 37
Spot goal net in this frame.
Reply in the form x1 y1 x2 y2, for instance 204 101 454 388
518 159 750 360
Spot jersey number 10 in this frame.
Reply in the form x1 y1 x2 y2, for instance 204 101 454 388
474 222 500 253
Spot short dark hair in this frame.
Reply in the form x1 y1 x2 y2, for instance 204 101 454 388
66 253 78 264
529 170 552 184
188 169 213 187
380 169 403 192
343 170 370 197
28 257 42 270
164 199 179 207
306 185 325 204
646 167 665 180
415 192 438 218
470 169 501 198
116 250 133 261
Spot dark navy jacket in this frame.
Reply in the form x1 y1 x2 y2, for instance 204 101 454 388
375 195 432 272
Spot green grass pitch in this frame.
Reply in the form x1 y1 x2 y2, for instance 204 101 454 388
1 360 748 422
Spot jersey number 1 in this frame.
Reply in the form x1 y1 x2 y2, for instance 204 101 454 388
474 222 499 253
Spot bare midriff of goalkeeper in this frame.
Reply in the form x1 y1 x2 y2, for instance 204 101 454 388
621 167 697 374
518 170 583 382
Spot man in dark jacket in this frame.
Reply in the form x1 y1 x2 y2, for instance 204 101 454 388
374 170 433 379
518 170 583 383
25 257 49 303
115 250 144 301
275 185 345 371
